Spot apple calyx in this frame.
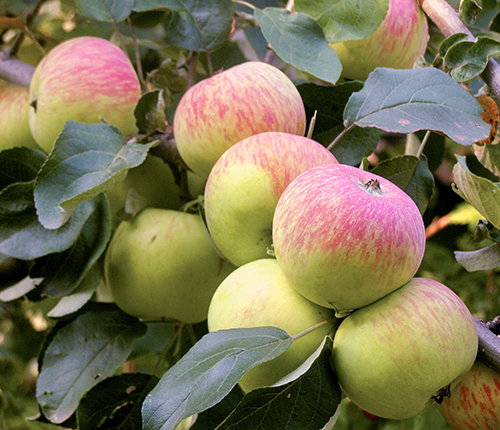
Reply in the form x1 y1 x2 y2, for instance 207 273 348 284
360 178 384 196
431 384 451 404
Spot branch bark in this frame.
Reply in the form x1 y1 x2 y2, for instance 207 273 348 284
474 316 500 374
0 51 35 87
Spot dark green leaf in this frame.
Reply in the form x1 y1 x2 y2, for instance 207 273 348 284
134 90 168 134
371 155 435 215
294 0 388 43
37 305 147 424
216 337 341 430
455 244 500 271
0 147 46 189
142 327 292 430
459 0 482 25
329 127 383 167
438 33 469 59
75 0 134 22
490 12 500 33
474 141 500 176
445 36 500 83
77 373 159 430
344 68 490 146
34 122 155 230
452 155 500 229
254 8 341 84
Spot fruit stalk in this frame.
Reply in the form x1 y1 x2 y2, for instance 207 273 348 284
474 316 500 374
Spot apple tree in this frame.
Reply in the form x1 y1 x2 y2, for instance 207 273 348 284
0 0 500 429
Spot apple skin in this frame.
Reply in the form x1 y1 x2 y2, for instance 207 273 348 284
329 0 429 81
272 163 426 316
438 360 500 430
204 132 337 267
104 208 235 324
0 81 39 150
29 36 141 153
331 277 478 420
207 258 337 393
173 61 307 179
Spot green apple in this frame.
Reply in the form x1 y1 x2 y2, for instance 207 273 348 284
29 36 141 153
207 258 337 393
173 61 307 179
331 277 478 420
204 131 337 267
0 81 39 150
327 0 429 81
104 208 235 323
438 360 500 430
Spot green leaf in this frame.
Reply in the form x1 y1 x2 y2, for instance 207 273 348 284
438 33 469 59
30 194 111 298
474 141 500 176
75 0 134 22
445 36 500 83
459 0 482 25
294 0 388 43
134 90 168 134
452 155 500 229
371 155 435 215
216 337 341 430
344 67 491 146
455 244 500 271
142 327 292 430
77 373 159 430
37 304 147 424
329 127 383 167
0 146 46 189
34 122 155 230
254 8 341 85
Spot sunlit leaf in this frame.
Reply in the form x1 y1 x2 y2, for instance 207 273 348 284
455 244 500 271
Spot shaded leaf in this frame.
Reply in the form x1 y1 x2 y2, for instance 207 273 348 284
438 33 469 59
142 327 292 430
455 244 500 271
254 8 341 84
135 90 168 134
0 146 46 189
474 141 500 176
75 0 134 23
329 127 382 167
37 304 147 424
34 122 155 230
344 67 490 146
459 0 482 25
452 155 500 229
294 0 388 43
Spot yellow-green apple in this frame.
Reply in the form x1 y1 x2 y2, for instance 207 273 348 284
331 277 478 420
204 132 337 267
438 360 500 430
327 0 429 81
0 81 39 150
272 163 426 316
207 258 337 393
29 36 141 153
173 61 307 179
104 208 235 323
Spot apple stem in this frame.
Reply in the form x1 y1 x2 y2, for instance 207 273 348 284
291 317 338 342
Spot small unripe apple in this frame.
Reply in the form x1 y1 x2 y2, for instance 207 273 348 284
328 0 429 81
104 208 235 323
29 36 141 153
207 258 337 393
204 131 337 267
438 360 500 430
173 61 307 178
331 277 478 420
272 163 426 316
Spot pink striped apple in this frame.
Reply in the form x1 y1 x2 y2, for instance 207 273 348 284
272 163 426 316
29 36 141 153
328 0 429 81
332 277 478 420
173 61 307 179
438 360 500 430
204 131 337 267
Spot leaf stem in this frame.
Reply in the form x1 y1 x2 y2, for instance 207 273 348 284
416 130 432 158
127 16 146 93
326 123 355 151
291 317 338 342
232 0 256 11
151 323 184 378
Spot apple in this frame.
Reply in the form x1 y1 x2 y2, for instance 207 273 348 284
207 258 337 393
204 131 338 267
29 36 141 153
104 208 235 324
331 277 478 420
173 61 307 179
327 0 429 81
0 81 39 150
438 360 500 430
272 163 426 316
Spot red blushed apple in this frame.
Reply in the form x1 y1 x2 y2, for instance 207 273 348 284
272 163 426 316
29 36 141 153
173 61 307 179
204 131 337 267
438 360 500 430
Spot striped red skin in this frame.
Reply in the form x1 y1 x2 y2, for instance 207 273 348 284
272 163 426 315
439 361 500 430
173 61 307 178
29 36 141 152
329 0 429 81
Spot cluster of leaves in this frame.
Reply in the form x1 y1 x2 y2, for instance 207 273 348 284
0 0 500 429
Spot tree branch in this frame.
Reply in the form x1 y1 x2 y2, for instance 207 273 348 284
0 51 35 86
474 316 500 374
